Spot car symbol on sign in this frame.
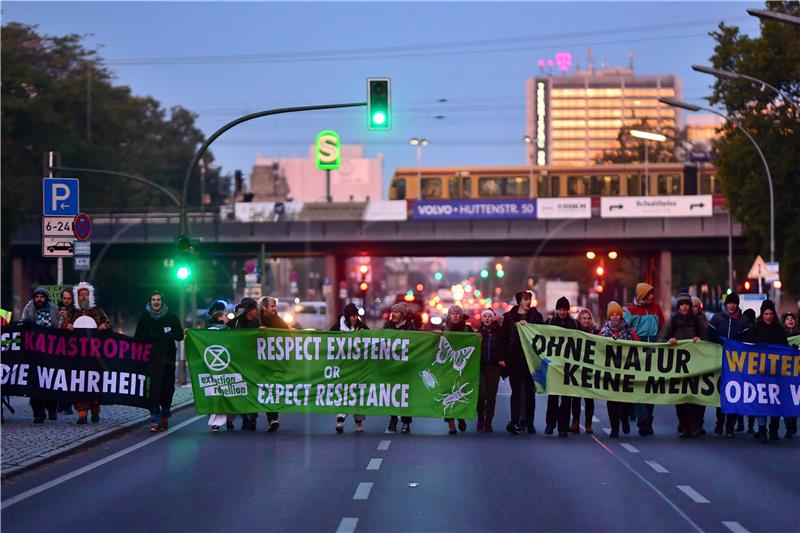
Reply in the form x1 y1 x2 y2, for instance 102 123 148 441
47 241 73 253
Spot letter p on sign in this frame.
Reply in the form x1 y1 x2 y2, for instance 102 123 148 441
315 130 341 170
43 178 80 216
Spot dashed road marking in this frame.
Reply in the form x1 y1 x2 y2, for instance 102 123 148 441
336 517 358 533
620 443 640 453
645 460 669 473
722 521 750 533
353 482 373 500
366 458 383 471
377 440 391 451
677 485 710 503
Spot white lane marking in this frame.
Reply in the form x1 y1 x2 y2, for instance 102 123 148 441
722 521 750 533
377 440 391 451
677 485 710 503
353 482 373 500
336 517 359 533
620 443 640 453
366 458 383 471
1 415 204 510
645 460 669 473
602 427 611 435
592 416 600 423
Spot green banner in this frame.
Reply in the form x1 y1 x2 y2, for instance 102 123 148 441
185 328 481 418
790 335 800 350
517 324 722 406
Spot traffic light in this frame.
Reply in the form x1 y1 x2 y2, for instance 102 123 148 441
434 271 443 281
595 266 605 277
744 280 751 291
176 265 192 281
358 264 370 295
359 281 369 292
367 78 391 130
496 269 505 279
480 269 489 279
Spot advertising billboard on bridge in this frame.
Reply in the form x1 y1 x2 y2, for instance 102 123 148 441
600 195 713 218
412 199 536 220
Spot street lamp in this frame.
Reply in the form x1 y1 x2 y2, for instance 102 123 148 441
409 137 429 181
691 65 800 115
658 97 775 263
747 8 800 27
629 129 667 196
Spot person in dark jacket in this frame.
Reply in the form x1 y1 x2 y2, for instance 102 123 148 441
476 309 505 433
659 292 706 438
707 292 753 436
259 296 290 330
331 303 368 433
56 288 75 416
749 299 790 443
236 298 263 431
502 289 544 435
21 288 62 423
205 300 234 432
442 305 474 435
385 302 416 434
600 301 638 438
545 297 578 437
572 308 598 433
134 291 184 432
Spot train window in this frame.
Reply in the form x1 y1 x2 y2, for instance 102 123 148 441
463 177 472 198
567 175 590 195
700 174 721 194
478 176 530 197
393 178 406 200
657 174 682 195
421 178 442 199
449 177 460 199
590 175 620 195
627 174 643 196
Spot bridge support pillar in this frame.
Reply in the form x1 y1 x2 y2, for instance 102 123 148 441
642 250 672 315
324 254 346 325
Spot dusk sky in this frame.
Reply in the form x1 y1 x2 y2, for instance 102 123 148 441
6 2 761 193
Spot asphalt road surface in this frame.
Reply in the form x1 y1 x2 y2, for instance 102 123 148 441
2 399 798 533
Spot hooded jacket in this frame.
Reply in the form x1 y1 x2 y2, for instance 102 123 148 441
134 306 184 362
623 298 665 342
708 306 752 344
21 294 62 328
477 322 505 366
750 317 788 345
547 313 579 330
501 304 544 364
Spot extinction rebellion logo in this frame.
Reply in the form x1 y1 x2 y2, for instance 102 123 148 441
204 345 231 372
198 345 247 398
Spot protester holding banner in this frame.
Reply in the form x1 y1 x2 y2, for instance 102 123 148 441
385 302 416 434
708 293 753 436
660 292 707 438
205 300 234 432
259 297 290 330
331 303 368 434
599 301 637 438
134 291 184 432
572 308 598 433
443 305 473 435
624 282 664 436
476 309 504 433
236 298 263 431
56 288 75 415
502 289 544 435
21 287 62 423
545 297 577 437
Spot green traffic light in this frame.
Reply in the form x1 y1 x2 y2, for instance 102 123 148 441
434 271 443 281
496 270 505 279
176 266 192 280
480 269 489 279
367 78 391 130
372 112 386 125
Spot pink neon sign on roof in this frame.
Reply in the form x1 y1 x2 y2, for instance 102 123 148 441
537 52 573 72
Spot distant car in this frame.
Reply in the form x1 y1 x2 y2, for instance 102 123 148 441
47 241 73 253
277 301 299 328
294 301 328 330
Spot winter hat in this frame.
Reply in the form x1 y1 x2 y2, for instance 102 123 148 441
760 299 776 315
676 292 692 307
724 292 740 305
743 308 756 323
73 282 96 308
782 311 797 322
33 287 49 300
343 303 359 319
607 301 624 317
391 302 408 317
448 304 464 315
635 283 654 302
207 300 227 318
481 309 495 317
240 297 258 313
691 296 703 309
556 296 570 310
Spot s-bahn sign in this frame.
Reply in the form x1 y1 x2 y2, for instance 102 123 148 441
315 130 341 170
600 195 713 218
412 199 536 220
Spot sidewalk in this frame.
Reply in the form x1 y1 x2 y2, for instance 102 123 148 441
1 386 195 477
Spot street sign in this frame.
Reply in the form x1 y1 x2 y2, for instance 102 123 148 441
600 195 713 218
42 178 79 216
412 199 536 220
73 240 91 256
536 197 591 219
747 255 770 280
42 237 74 257
315 130 341 170
690 152 712 163
73 256 91 271
73 212 92 241
42 216 74 238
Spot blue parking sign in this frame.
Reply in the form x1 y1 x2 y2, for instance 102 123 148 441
43 178 79 216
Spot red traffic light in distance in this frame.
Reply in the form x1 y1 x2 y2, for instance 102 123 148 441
744 280 751 291
358 264 369 275
595 266 605 276
359 282 369 292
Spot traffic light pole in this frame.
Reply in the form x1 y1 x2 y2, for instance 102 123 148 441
180 102 367 237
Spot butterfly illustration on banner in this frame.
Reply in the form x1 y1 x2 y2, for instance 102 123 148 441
433 336 475 375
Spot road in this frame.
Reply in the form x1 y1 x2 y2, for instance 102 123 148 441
2 399 798 533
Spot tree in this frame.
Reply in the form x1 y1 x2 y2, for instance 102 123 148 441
705 1 800 298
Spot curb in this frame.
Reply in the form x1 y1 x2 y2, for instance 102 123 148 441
1 398 195 479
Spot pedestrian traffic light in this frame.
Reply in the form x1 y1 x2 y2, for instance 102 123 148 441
367 78 391 130
480 269 489 279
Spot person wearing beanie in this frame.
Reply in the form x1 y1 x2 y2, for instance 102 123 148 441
135 291 184 433
599 301 638 438
572 308 598 433
751 299 791 442
331 302 368 434
21 287 62 423
708 292 754 436
205 300 233 432
545 297 578 437
441 305 474 435
476 309 504 432
501 289 544 435
659 292 707 439
623 282 665 436
236 297 264 431
385 300 416 434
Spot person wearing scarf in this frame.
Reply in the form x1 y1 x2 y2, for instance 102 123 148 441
135 291 184 432
331 303 369 433
600 301 638 438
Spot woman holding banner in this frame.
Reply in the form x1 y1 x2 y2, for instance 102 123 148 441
599 302 637 438
572 309 598 434
750 300 790 443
